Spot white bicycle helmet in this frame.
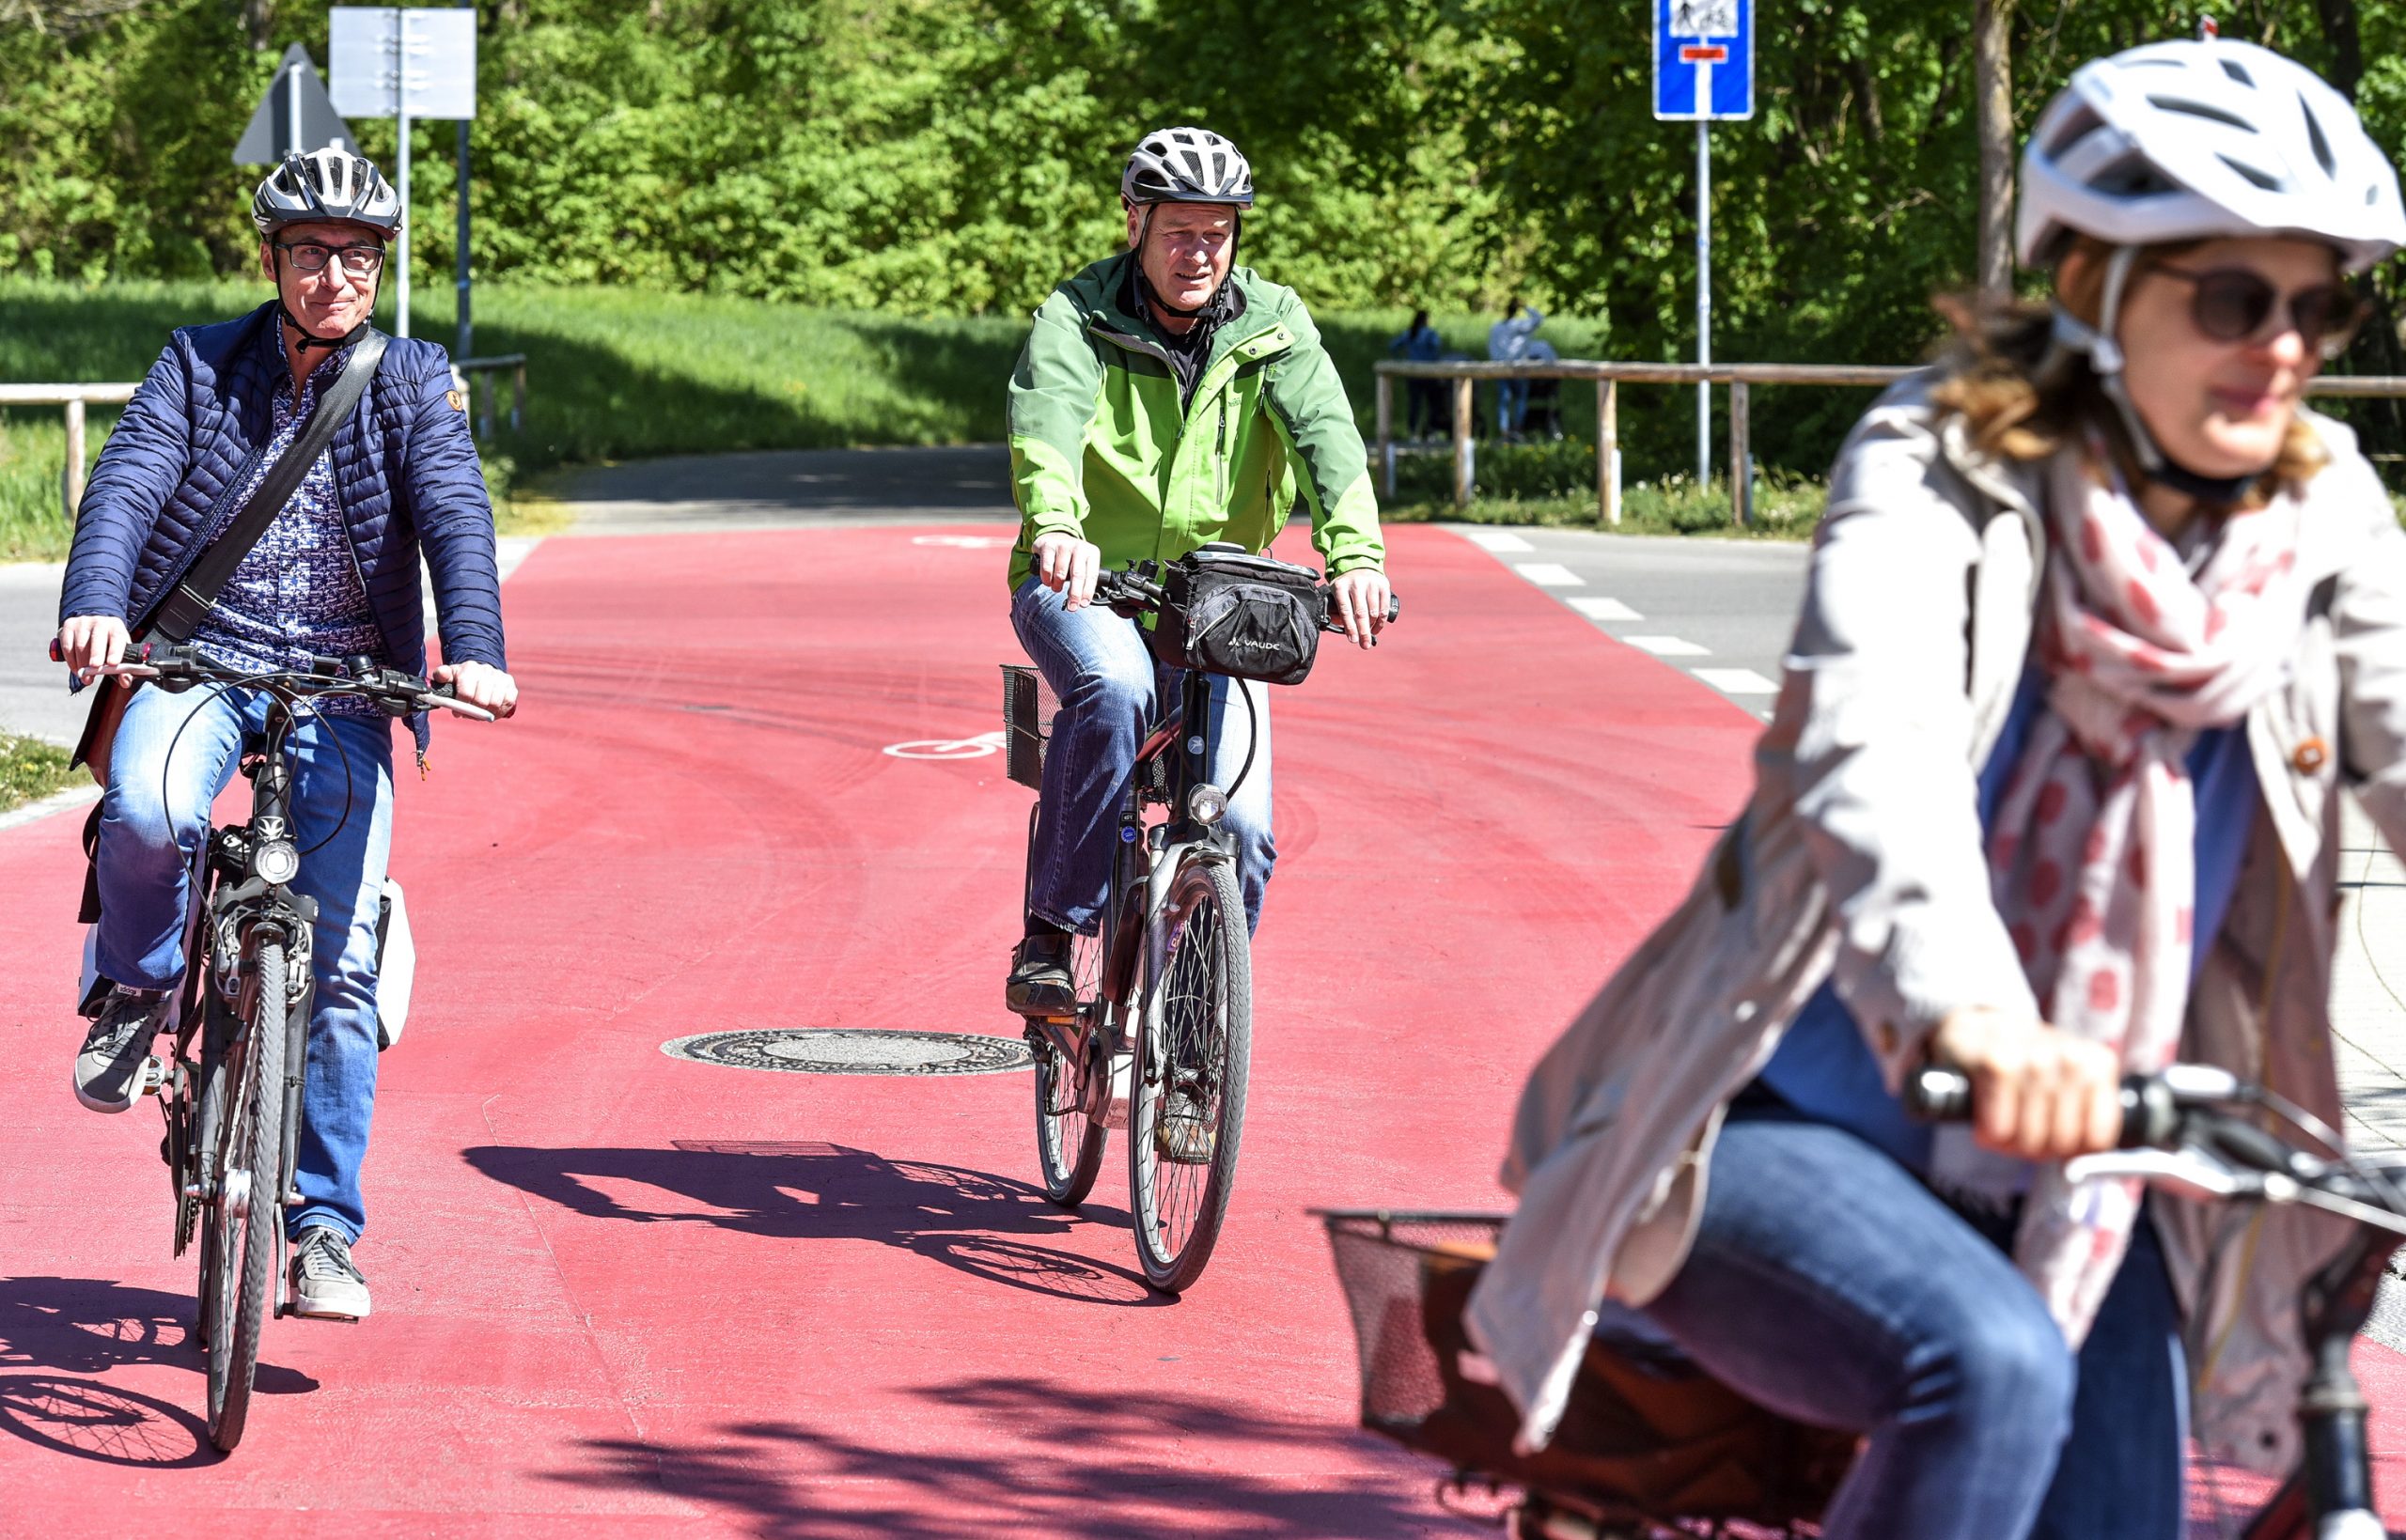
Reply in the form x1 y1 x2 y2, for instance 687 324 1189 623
251 148 403 241
1122 127 1255 210
2018 38 2404 273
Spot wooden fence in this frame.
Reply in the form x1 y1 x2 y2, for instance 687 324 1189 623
1373 360 2406 526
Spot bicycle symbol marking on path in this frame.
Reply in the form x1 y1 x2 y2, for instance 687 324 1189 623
883 730 1007 760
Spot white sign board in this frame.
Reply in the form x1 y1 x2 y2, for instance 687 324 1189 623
330 7 477 121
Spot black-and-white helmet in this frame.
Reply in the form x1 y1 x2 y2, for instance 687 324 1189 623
2018 38 2404 273
1121 127 1254 210
251 148 403 241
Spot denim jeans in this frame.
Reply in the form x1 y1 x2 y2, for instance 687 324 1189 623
95 681 396 1244
1011 577 1273 934
1494 378 1528 436
1639 1108 2187 1540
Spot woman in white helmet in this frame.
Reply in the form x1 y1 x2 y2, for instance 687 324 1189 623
1465 37 2406 1540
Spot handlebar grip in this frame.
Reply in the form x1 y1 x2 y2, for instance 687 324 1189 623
49 638 62 663
1904 1066 2179 1150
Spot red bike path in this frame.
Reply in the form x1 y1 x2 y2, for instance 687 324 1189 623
0 521 2398 1536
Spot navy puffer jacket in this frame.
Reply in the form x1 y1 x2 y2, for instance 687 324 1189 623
60 303 508 711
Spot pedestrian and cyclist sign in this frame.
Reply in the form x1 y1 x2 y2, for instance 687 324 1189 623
1655 0 1755 121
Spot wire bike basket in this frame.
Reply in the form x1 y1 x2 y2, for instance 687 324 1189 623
1318 1210 1852 1537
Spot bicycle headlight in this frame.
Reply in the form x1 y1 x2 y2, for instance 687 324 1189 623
1187 783 1229 827
253 839 301 886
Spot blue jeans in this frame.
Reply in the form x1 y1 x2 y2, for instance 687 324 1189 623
95 681 396 1244
1640 1108 2187 1540
1011 577 1273 934
1494 378 1528 436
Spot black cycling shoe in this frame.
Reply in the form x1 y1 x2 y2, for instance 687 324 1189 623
1006 934 1076 1017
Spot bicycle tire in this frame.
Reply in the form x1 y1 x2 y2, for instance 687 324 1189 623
193 1010 229 1353
205 939 289 1453
1128 856 1251 1294
1033 930 1110 1206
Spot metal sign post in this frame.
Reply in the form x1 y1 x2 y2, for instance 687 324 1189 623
331 7 477 341
1655 0 1755 490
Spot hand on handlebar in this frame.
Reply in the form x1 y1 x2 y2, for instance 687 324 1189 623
55 615 133 684
1929 1005 2123 1162
1031 532 1102 610
1329 568 1393 649
431 661 518 719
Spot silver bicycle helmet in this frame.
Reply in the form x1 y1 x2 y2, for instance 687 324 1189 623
1122 127 1255 209
2016 38 2404 491
251 148 403 240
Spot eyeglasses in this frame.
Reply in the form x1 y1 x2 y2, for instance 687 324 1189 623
2147 263 2367 359
274 241 386 278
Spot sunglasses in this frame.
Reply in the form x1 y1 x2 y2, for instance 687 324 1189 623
2147 263 2367 359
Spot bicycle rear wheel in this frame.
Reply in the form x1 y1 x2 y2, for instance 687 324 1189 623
1128 856 1251 1294
1033 930 1110 1206
203 939 289 1453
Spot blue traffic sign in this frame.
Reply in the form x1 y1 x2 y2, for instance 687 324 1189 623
1655 0 1755 121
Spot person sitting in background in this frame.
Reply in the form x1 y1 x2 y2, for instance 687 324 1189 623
1388 308 1445 443
1487 299 1544 441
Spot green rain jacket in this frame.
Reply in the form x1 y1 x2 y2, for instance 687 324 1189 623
1006 252 1384 591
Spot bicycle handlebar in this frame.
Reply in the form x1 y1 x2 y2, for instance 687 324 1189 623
53 639 496 722
1907 1063 2406 1228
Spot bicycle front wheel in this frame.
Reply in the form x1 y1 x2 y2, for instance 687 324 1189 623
204 939 289 1453
1128 856 1252 1293
1033 930 1109 1206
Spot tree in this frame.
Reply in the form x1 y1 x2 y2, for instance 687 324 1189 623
1974 0 2014 297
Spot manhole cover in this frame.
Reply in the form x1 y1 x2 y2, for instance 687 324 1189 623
661 1029 1032 1077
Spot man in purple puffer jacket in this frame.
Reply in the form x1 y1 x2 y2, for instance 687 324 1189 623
53 149 515 1321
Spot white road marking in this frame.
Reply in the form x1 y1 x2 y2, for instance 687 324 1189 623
1693 667 1779 694
1461 530 1535 553
1623 635 1711 658
883 730 1008 759
1567 597 1643 622
912 535 1015 550
1513 562 1586 587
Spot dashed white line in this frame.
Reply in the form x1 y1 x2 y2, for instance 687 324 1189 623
1513 562 1586 588
1461 530 1535 553
1692 667 1779 694
1567 597 1643 622
1622 634 1711 658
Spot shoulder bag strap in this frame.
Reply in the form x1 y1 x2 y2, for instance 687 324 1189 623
145 330 391 644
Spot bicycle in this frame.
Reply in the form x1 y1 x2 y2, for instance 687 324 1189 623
66 639 491 1452
1321 1065 2406 1539
1003 548 1398 1293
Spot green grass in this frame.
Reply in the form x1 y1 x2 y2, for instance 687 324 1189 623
0 733 76 813
0 278 1792 558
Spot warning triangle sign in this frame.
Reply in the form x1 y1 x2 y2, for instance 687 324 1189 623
233 45 359 166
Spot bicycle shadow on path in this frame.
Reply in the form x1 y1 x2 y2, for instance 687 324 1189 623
549 1376 1474 1539
462 1142 1167 1309
0 1275 319 1468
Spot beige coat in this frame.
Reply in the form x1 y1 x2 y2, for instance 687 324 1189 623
1467 371 2406 1471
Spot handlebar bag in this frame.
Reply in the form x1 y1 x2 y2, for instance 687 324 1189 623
1146 548 1322 686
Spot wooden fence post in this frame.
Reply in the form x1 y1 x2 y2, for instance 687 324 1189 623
1728 379 1750 527
1375 372 1395 499
1598 379 1619 527
1452 376 1475 507
62 397 86 521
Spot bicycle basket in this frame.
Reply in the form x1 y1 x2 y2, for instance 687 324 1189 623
1145 548 1322 687
1319 1210 1852 1532
1000 664 1056 791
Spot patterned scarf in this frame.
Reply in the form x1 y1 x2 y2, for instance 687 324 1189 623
1979 446 2304 1345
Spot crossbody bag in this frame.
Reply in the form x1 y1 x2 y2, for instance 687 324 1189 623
70 330 390 785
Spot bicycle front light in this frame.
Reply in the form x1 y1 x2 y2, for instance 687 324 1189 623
253 839 301 886
1187 784 1230 827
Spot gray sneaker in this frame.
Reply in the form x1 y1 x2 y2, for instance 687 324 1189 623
290 1226 371 1320
71 987 170 1113
1154 1087 1216 1166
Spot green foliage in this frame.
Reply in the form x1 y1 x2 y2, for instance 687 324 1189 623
0 732 75 811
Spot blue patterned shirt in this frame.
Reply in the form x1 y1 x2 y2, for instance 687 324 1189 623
188 353 387 715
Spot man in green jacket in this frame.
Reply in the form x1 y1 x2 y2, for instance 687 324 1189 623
1004 126 1392 1014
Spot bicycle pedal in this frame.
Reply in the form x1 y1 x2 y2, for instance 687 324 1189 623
136 1055 172 1097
